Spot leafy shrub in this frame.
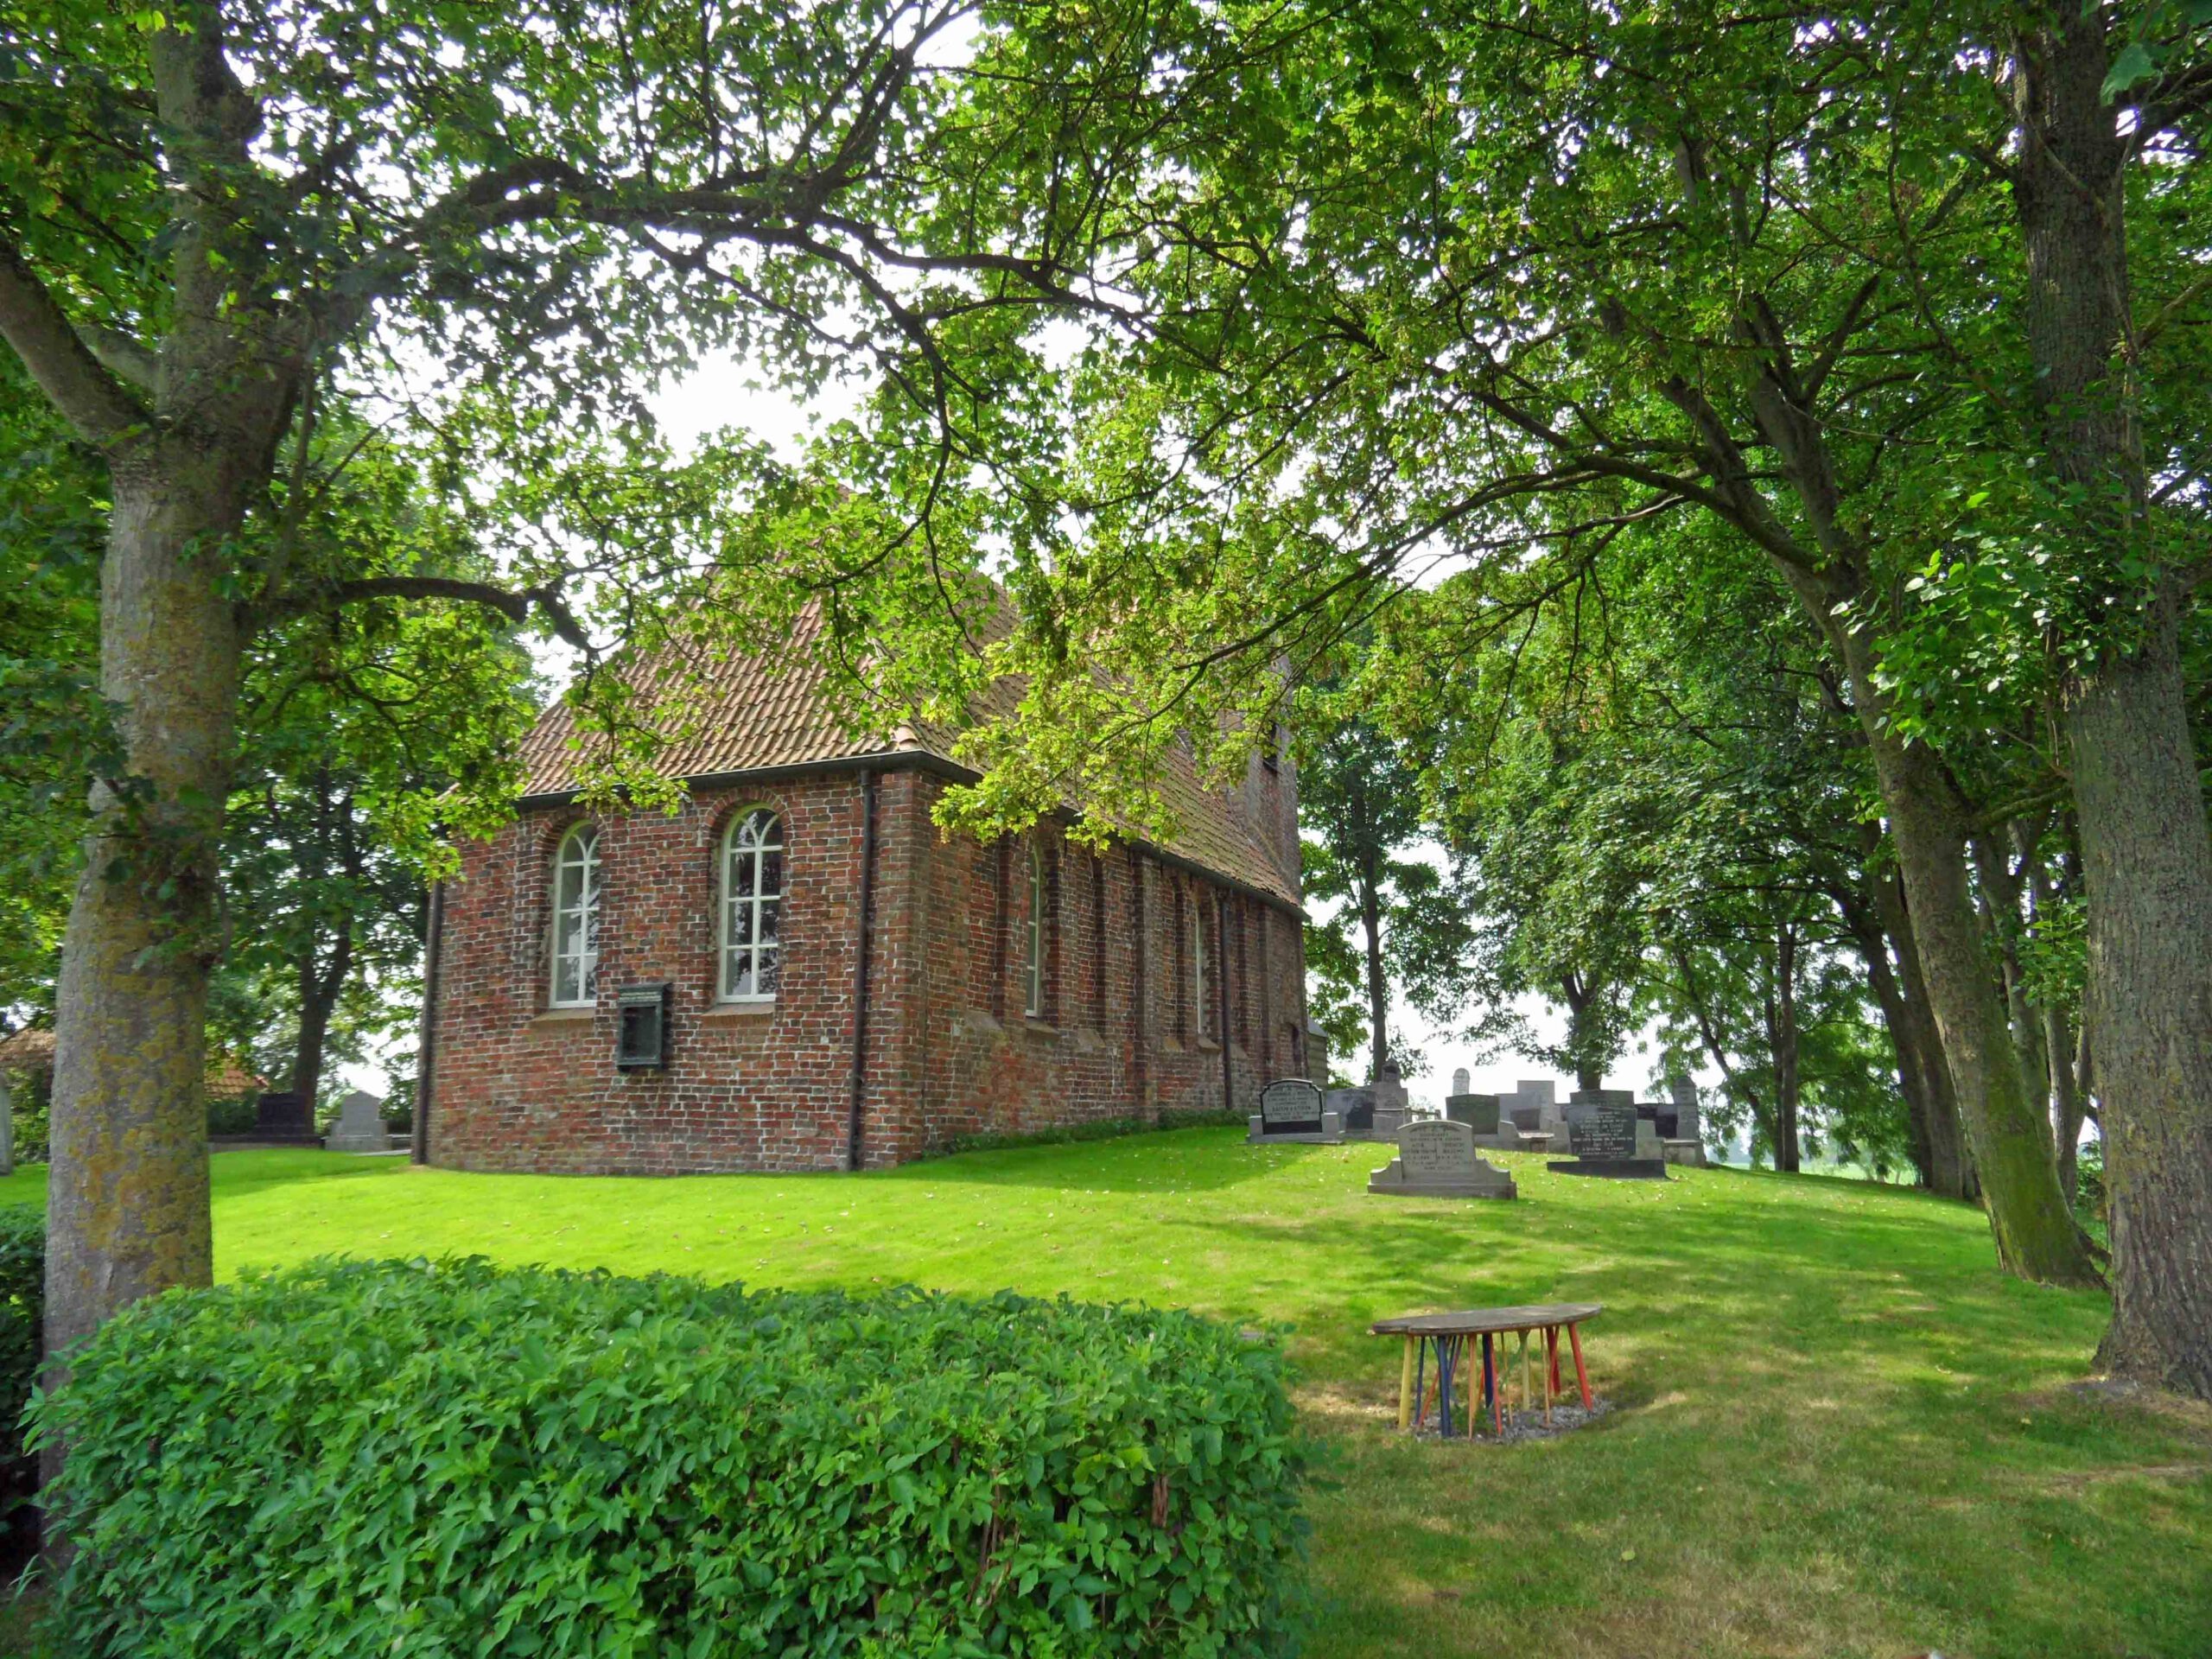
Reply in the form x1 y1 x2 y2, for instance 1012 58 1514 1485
0 1209 40 1506
37 1259 1309 1658
5 1071 48 1165
204 1090 260 1137
2075 1138 2107 1218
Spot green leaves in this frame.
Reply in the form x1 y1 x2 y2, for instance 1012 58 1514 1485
36 1259 1311 1658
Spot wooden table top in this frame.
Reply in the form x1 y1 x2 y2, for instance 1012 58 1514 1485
1370 1303 1603 1338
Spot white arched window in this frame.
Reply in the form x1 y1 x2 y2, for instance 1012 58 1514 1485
719 808 785 1001
549 823 601 1007
1022 842 1046 1019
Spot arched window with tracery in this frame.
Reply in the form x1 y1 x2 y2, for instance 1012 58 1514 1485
719 807 785 1001
549 823 601 1007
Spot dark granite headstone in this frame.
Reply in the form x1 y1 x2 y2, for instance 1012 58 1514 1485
253 1090 317 1145
1258 1078 1325 1135
1326 1086 1376 1133
1552 1097 1668 1179
1570 1103 1638 1160
1510 1106 1544 1133
1249 1077 1344 1144
1444 1093 1501 1134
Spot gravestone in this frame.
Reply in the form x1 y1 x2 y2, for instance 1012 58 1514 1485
325 1088 391 1154
1370 1061 1411 1138
1451 1067 1471 1097
1249 1077 1344 1145
252 1090 318 1146
1444 1093 1501 1135
1325 1085 1376 1134
1368 1117 1516 1199
1570 1102 1639 1159
1505 1078 1566 1145
1551 1096 1668 1179
1664 1077 1708 1166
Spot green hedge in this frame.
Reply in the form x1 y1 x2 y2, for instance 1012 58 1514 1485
36 1259 1309 1657
0 1208 40 1510
937 1109 1243 1160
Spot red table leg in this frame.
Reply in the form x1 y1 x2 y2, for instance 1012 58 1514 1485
1547 1326 1561 1397
1567 1322 1593 1410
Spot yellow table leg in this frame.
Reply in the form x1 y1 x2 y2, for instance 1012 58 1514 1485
1398 1336 1415 1431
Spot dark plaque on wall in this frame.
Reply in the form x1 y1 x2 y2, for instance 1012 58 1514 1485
615 982 671 1071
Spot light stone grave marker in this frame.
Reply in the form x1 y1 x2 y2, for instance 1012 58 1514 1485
325 1088 390 1154
1368 1116 1516 1199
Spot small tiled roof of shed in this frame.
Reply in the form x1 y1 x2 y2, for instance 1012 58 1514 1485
0 1028 264 1097
515 609 1300 909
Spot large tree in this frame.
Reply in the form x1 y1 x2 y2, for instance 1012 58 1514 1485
0 0 1258 1368
1994 1 2212 1398
1294 705 1459 1086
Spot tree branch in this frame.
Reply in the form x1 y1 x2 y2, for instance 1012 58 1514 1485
0 238 153 447
300 575 596 653
71 321 158 393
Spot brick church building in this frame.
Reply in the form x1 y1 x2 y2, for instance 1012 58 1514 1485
417 619 1310 1173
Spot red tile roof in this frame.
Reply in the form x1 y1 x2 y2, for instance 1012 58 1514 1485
0 1028 264 1097
516 609 1300 909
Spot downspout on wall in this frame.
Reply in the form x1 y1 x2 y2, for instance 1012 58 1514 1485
410 879 446 1165
846 768 879 1171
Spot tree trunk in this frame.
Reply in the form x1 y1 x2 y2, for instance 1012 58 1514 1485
1972 830 2049 1123
46 455 247 1377
2010 12 2212 1395
2024 841 2086 1204
1866 723 2091 1281
1790 559 2080 1267
1764 925 1801 1173
1357 847 1387 1084
1865 863 1970 1198
2071 601 2212 1395
1560 970 1601 1091
290 926 353 1107
1848 910 1938 1189
1727 343 2078 1272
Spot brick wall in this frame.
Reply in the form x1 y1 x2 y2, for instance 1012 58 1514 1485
427 766 1306 1174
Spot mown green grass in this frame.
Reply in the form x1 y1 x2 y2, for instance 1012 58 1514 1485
3 1132 2206 1657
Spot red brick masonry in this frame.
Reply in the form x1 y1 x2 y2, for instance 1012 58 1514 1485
427 762 1308 1173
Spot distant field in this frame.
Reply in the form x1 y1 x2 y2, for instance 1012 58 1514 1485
4 1131 2205 1657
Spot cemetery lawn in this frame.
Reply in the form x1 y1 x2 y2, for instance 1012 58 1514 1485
4 1134 2209 1658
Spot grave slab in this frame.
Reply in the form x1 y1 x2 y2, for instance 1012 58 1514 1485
1369 1118 1516 1199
